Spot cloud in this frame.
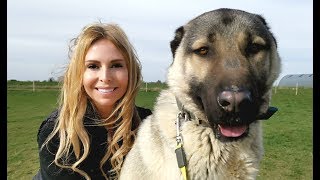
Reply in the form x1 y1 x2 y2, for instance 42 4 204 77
8 0 313 82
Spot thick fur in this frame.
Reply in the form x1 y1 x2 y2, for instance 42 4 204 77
120 8 281 180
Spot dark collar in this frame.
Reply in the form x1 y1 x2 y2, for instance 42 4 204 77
256 106 278 120
175 97 200 123
83 101 102 125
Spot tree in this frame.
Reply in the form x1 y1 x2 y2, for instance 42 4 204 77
48 77 55 82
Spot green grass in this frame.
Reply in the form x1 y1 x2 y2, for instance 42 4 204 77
7 90 59 179
257 88 313 179
136 91 160 111
7 88 312 179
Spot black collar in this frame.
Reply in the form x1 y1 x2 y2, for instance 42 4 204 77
256 106 278 120
175 97 200 123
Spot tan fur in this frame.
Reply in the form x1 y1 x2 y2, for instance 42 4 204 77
120 90 263 180
120 8 280 180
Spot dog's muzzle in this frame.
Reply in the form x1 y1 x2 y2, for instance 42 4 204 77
215 88 257 140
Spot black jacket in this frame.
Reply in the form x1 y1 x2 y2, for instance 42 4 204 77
33 105 152 180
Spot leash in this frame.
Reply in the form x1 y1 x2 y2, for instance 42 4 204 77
175 111 189 180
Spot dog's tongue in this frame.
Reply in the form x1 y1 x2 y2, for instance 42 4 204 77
219 125 247 137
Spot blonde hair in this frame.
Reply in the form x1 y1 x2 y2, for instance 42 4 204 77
41 22 142 179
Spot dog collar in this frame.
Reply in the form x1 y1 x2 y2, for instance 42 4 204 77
175 97 202 124
256 106 278 120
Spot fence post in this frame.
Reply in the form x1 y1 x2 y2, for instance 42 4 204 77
145 82 148 92
33 81 35 92
295 82 298 95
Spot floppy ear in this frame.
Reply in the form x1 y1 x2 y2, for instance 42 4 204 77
170 26 185 58
256 14 278 47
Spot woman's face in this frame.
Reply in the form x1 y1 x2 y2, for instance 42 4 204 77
83 39 128 118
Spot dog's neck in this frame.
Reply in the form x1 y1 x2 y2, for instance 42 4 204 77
175 97 202 124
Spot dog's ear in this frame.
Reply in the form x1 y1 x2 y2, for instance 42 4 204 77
256 14 268 28
170 26 185 58
256 14 278 48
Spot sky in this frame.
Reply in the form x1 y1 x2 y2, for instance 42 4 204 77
7 0 313 84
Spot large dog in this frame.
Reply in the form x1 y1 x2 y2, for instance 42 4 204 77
120 8 281 180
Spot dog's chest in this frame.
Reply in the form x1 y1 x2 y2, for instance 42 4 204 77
181 123 258 180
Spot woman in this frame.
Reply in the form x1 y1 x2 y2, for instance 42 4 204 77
33 22 152 180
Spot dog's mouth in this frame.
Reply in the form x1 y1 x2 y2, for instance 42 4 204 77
189 85 278 142
213 123 250 142
218 124 248 137
203 88 259 141
211 107 278 142
211 114 252 142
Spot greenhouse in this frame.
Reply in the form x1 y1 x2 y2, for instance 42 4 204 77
277 74 313 88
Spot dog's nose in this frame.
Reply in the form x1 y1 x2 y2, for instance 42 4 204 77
217 90 252 112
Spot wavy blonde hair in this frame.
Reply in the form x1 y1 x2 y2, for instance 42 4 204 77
41 22 142 179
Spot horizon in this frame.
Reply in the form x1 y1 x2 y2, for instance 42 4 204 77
8 0 313 84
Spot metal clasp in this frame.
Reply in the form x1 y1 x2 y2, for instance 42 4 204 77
176 111 189 145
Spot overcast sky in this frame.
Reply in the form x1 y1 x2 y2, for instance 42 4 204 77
8 0 313 84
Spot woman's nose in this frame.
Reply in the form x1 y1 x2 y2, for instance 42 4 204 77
99 68 112 82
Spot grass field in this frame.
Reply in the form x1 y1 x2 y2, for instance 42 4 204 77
7 86 312 179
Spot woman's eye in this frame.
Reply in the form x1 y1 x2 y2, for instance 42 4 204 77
194 47 209 56
87 64 99 69
111 63 123 68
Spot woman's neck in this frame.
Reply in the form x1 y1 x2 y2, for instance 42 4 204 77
88 100 114 120
97 106 113 119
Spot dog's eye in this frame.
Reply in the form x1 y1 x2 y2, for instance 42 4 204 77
245 43 265 55
194 47 209 56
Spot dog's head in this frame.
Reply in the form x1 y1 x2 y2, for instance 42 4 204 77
167 8 281 141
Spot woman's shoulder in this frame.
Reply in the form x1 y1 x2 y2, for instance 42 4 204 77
37 109 59 145
135 106 152 120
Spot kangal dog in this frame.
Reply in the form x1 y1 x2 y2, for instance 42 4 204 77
120 8 281 180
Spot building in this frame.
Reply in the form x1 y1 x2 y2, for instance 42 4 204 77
277 74 313 88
